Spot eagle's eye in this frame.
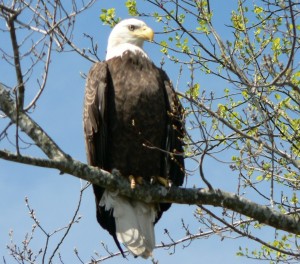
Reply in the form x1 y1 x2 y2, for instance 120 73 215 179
128 25 136 31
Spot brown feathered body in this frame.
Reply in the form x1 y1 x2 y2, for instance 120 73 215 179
83 50 184 257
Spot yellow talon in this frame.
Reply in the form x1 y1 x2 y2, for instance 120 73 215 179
136 177 143 185
151 176 172 188
129 175 136 189
129 175 143 189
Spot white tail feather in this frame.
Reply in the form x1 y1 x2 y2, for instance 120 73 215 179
99 190 156 258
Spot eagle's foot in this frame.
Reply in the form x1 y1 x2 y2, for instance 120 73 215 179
151 176 172 188
128 175 143 189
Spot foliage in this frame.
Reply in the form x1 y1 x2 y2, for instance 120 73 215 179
99 8 120 27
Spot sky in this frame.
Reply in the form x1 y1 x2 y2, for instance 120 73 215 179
0 1 277 263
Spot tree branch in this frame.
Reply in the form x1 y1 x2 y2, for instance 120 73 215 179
177 91 300 170
1 147 300 236
6 12 25 110
1 81 300 239
0 84 67 160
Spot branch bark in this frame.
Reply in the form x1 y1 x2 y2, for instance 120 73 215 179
0 85 67 160
6 13 25 109
0 84 300 236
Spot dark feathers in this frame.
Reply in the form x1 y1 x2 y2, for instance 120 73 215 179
83 51 185 254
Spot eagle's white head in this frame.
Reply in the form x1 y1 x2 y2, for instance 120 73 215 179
106 18 154 60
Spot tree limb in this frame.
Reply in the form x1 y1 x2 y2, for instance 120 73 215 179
1 85 300 236
6 12 25 110
0 84 67 160
1 147 300 236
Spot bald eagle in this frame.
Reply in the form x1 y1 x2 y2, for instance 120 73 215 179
83 18 185 258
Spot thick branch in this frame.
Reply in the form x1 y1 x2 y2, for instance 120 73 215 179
0 149 300 236
1 84 300 236
0 85 67 160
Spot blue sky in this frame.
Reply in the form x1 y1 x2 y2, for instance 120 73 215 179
0 1 275 263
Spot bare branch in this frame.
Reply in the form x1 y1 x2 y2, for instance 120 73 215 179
6 12 25 109
0 84 67 160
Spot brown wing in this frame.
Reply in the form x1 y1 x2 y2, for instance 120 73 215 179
155 69 185 222
161 69 185 187
83 62 108 167
83 61 124 256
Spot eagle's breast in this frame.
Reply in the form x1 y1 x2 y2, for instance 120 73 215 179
106 51 166 180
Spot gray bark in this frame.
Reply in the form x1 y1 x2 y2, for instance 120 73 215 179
1 84 299 236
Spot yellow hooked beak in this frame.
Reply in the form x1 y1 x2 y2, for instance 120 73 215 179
133 25 154 42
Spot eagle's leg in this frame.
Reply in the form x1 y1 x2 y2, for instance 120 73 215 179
151 176 172 188
128 175 143 189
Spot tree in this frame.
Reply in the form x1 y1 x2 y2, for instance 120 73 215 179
1 0 300 263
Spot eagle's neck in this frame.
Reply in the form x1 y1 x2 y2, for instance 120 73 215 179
106 43 149 60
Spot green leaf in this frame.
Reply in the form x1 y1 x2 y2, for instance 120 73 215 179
125 0 138 16
272 37 281 51
99 8 120 27
160 41 168 54
274 93 281 100
256 175 263 181
186 83 200 99
291 193 298 204
254 6 263 14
